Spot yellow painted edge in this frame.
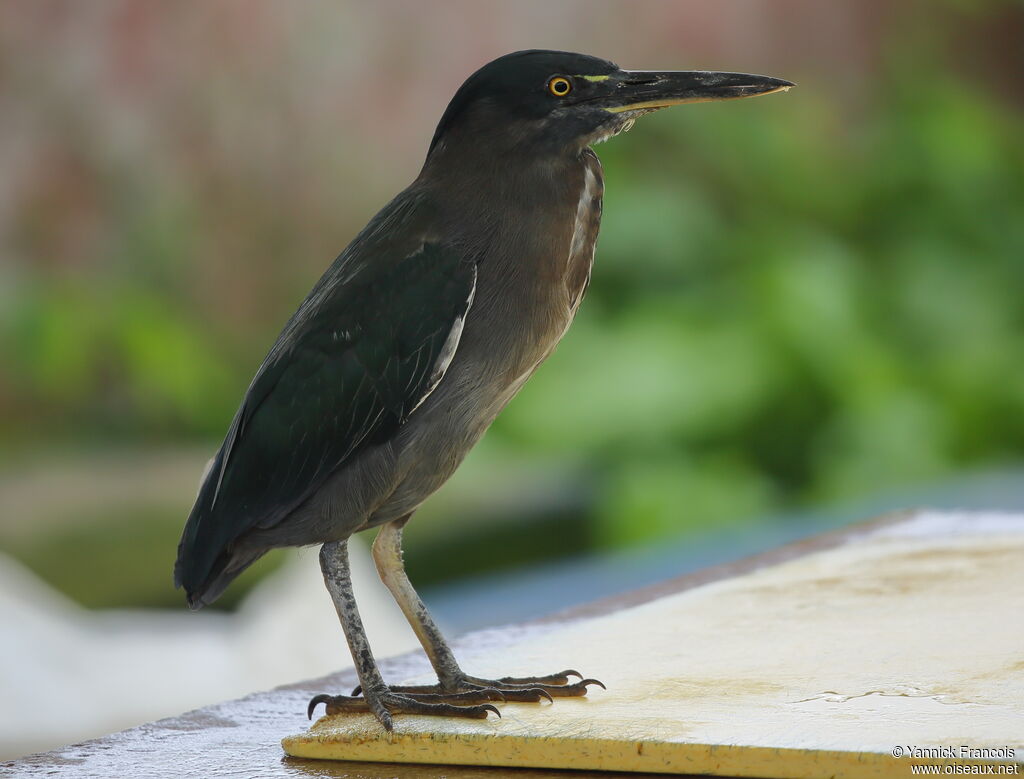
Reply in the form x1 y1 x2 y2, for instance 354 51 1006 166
281 725 1022 779
578 74 611 82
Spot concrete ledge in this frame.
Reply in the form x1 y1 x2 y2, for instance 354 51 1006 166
5 511 1022 778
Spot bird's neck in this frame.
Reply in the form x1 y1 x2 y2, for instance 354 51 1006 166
418 144 600 250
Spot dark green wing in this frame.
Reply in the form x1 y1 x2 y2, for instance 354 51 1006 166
175 239 477 606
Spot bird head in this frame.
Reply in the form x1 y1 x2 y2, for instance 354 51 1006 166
426 49 793 160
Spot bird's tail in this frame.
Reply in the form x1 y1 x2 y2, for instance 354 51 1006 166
177 545 264 609
174 447 262 609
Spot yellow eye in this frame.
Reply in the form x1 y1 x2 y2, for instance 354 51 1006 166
548 76 572 97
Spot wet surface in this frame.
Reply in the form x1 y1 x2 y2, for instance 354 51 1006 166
1 623 608 778
0 647 690 778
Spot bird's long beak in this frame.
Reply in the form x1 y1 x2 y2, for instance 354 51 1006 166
602 70 794 113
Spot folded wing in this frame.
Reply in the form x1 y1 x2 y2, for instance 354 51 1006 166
174 240 477 607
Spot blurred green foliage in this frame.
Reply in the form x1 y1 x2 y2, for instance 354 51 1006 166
5 283 239 443
2 11 1023 606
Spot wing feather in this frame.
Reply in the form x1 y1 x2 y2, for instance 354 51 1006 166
175 236 477 605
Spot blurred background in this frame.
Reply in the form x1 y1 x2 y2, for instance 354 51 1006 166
2 0 1023 760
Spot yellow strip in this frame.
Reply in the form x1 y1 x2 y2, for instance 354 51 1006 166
283 725 1014 778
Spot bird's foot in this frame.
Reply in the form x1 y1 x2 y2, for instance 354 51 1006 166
307 688 500 731
314 669 604 729
353 668 605 702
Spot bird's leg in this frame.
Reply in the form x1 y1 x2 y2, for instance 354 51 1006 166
307 539 500 729
367 516 604 702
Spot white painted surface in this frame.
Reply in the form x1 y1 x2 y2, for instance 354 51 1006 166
290 511 1024 776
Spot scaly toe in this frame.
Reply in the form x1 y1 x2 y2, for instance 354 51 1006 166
492 686 554 703
307 689 502 729
396 689 506 705
307 693 371 719
464 668 589 688
461 669 604 698
546 678 605 696
383 695 501 720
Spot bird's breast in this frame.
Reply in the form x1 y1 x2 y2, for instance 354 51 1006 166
512 148 603 370
466 149 604 383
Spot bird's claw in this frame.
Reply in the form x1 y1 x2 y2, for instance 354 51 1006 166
307 693 332 720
